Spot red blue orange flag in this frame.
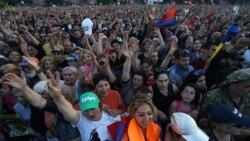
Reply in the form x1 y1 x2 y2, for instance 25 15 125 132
155 6 177 27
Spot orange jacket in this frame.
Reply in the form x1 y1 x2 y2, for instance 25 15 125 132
108 118 161 141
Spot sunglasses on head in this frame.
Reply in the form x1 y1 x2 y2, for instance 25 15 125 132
178 49 190 55
154 66 168 74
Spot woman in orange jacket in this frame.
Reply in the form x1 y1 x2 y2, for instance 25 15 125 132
120 99 161 141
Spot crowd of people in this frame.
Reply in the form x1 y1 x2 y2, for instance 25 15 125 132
0 3 250 141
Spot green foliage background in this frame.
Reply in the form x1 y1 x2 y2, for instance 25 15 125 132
0 0 249 6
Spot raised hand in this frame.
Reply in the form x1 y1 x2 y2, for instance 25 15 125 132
47 71 61 99
3 73 27 90
121 45 133 58
20 42 30 56
108 109 121 117
102 104 109 112
22 56 39 70
20 25 29 33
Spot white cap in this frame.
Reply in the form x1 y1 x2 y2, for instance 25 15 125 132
81 18 93 35
33 80 49 94
170 112 209 141
0 55 7 61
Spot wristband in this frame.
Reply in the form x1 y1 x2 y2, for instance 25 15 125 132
35 68 43 74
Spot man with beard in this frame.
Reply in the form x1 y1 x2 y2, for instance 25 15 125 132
200 69 250 141
52 48 68 74
168 49 194 88
63 40 74 56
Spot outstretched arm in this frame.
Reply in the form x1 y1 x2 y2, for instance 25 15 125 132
161 39 177 69
46 71 80 125
121 45 133 82
4 73 47 109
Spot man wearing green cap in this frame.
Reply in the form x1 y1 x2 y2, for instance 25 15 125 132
70 91 121 141
3 71 121 141
51 73 121 141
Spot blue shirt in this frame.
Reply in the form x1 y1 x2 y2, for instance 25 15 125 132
168 65 194 87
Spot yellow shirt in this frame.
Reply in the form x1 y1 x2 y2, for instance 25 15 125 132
42 42 64 56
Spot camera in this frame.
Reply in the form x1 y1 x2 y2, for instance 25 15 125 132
99 61 105 65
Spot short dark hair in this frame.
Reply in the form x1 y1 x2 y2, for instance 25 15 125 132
133 71 147 86
175 49 190 59
92 72 109 87
179 83 199 106
111 39 122 47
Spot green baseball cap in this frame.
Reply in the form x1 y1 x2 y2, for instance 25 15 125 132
79 92 100 111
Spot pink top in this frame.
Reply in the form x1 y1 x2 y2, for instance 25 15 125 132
175 100 196 114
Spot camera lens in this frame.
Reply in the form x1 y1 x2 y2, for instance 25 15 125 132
99 61 105 65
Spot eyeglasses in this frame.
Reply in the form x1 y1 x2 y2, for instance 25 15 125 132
194 69 205 76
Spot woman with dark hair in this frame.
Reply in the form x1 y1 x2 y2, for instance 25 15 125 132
8 49 22 65
92 72 126 117
169 83 199 119
185 69 207 106
152 69 178 116
151 69 179 138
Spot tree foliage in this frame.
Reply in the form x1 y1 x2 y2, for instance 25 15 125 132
3 0 33 5
44 0 65 6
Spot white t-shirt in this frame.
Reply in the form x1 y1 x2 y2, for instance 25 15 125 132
73 111 121 141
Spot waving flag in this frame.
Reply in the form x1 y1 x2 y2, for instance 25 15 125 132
155 6 177 27
210 25 240 60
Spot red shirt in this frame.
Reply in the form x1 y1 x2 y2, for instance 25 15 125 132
97 90 126 113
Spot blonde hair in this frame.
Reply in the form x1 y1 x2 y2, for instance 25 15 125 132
129 100 155 118
0 63 20 75
40 56 55 69
81 49 93 58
